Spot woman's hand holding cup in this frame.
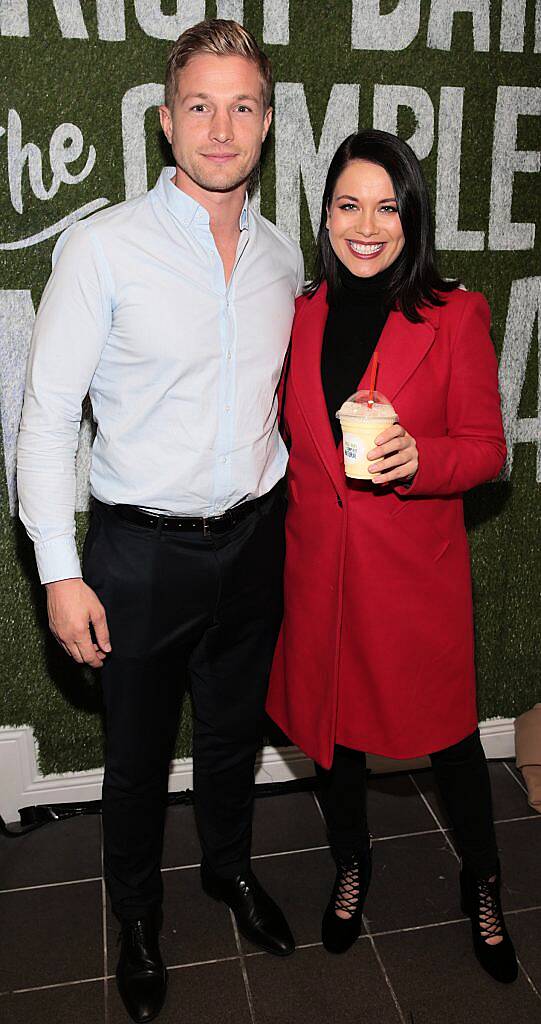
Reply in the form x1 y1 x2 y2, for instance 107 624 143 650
367 424 419 484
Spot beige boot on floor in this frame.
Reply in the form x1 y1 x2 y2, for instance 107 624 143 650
515 704 541 813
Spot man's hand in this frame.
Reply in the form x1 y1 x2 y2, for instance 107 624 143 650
45 579 111 668
367 423 419 484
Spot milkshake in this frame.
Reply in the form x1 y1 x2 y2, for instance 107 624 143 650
336 389 397 480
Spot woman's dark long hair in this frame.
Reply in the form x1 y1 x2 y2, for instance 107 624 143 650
306 129 458 323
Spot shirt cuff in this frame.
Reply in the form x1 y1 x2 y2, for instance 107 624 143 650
35 536 82 584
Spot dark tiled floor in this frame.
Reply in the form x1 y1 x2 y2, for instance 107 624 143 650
414 760 538 827
246 942 402 1024
0 880 103 992
0 981 105 1024
497 817 541 910
252 790 327 856
1 761 540 1024
377 920 541 1024
365 831 460 933
367 772 438 838
512 909 541 994
0 815 102 889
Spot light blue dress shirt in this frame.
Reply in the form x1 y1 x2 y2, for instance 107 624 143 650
17 168 304 584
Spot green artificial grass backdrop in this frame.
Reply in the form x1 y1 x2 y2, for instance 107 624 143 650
0 1 539 774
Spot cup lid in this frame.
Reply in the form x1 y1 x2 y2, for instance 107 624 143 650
336 389 396 420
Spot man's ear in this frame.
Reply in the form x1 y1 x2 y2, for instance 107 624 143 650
158 105 173 145
262 106 273 143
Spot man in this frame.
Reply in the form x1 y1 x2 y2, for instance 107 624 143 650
17 20 303 1023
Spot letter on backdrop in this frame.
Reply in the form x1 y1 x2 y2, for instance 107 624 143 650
427 0 490 52
351 0 421 51
96 0 126 41
499 277 541 481
275 84 360 243
134 0 205 39
489 86 541 251
500 0 527 52
0 290 35 513
121 83 165 200
435 87 485 250
373 85 434 160
263 0 289 44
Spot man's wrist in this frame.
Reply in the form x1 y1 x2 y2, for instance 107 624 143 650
45 577 83 589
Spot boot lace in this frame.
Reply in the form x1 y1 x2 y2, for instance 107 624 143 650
334 856 361 919
477 877 503 944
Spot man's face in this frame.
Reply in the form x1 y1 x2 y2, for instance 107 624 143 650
159 54 272 195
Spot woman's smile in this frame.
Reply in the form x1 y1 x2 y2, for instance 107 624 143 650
346 240 386 259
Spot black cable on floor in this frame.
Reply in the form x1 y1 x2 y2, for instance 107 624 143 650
0 776 319 838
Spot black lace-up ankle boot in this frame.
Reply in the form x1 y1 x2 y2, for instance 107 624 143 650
460 863 518 983
321 844 372 954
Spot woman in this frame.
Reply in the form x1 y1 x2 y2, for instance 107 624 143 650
266 130 517 982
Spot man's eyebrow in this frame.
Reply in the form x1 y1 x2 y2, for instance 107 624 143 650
181 92 260 103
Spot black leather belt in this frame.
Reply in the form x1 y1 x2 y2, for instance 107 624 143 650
107 484 279 536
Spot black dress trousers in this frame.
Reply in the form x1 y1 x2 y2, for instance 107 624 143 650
83 487 285 923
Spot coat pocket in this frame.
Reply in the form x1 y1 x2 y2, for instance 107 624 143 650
388 496 453 563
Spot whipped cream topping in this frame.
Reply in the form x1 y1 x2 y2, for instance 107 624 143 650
337 400 396 421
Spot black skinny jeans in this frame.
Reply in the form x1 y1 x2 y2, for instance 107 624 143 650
315 729 498 878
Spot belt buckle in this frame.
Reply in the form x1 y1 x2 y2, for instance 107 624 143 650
202 517 211 537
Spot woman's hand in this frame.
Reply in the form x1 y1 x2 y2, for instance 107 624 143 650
367 423 419 485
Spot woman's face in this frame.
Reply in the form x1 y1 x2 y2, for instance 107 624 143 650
326 159 405 277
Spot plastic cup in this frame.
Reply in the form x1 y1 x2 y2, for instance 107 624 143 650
336 389 397 480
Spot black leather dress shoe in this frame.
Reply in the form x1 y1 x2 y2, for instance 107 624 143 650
201 863 295 956
116 918 167 1022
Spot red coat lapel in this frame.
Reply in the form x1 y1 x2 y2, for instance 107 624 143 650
290 285 346 498
358 305 439 402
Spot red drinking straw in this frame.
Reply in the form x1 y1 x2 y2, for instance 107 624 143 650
367 351 379 408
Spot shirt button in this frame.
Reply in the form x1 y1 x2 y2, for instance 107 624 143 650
225 405 230 412
227 351 232 360
221 456 227 463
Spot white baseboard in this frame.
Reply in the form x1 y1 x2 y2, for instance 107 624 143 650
0 718 516 826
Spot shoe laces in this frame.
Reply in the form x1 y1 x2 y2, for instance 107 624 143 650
334 855 362 917
476 877 503 941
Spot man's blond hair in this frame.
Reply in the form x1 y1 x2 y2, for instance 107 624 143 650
165 19 273 110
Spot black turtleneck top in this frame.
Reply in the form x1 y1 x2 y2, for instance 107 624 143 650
321 262 394 444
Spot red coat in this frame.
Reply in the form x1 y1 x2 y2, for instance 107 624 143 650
266 284 506 768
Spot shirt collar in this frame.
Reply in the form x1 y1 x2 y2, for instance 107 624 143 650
155 167 250 232
239 192 249 231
